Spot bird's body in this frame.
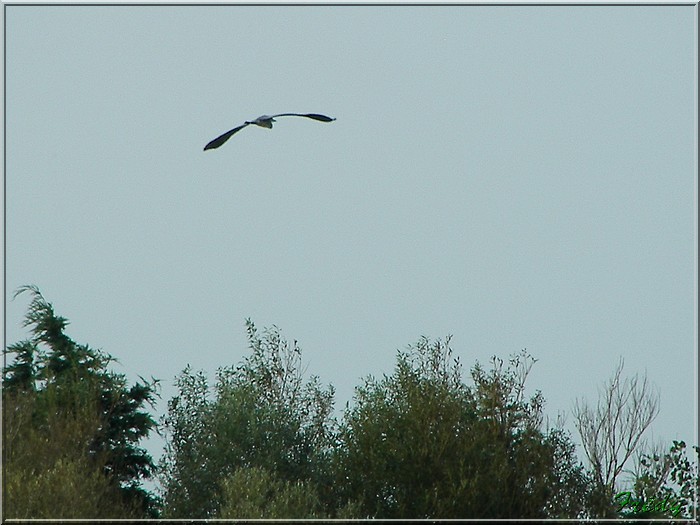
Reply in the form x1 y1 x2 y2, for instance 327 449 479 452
204 112 335 150
248 115 276 128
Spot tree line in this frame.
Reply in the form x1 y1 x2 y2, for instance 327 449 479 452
3 286 697 519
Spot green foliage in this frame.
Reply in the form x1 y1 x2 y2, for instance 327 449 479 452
335 342 588 518
157 367 215 517
3 387 142 519
11 287 689 520
3 340 37 392
160 319 335 518
2 285 160 518
219 466 325 518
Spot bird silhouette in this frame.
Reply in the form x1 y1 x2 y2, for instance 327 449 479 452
204 113 336 151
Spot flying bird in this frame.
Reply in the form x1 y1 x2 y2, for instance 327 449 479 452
204 113 336 151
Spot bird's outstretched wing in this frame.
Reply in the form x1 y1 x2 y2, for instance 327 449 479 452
272 113 336 122
204 113 335 151
203 123 250 151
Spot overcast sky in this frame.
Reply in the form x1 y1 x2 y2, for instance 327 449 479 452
4 4 697 480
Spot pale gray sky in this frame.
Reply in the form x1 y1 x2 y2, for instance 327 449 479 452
4 4 697 477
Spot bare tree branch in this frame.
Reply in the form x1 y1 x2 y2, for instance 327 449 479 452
573 358 660 495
